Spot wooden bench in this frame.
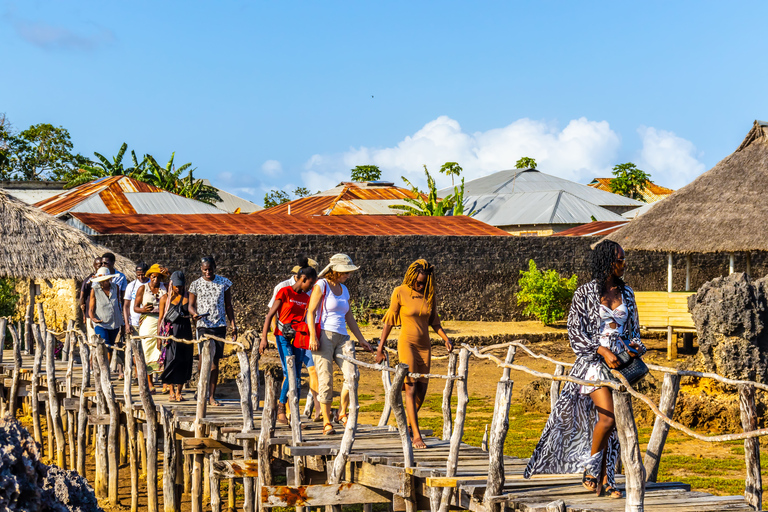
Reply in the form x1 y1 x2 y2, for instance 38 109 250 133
635 291 696 359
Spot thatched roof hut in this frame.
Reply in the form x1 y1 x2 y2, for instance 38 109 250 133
0 188 134 280
606 120 768 254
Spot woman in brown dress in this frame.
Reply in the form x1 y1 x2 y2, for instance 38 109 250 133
375 259 453 448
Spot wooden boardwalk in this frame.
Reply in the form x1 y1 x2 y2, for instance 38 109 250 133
0 345 756 512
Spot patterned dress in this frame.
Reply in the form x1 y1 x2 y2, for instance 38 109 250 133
524 280 647 487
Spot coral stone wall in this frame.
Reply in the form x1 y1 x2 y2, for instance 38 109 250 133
13 278 78 331
87 234 768 328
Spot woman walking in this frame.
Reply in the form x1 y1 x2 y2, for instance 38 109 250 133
307 254 372 435
89 267 124 356
524 240 646 499
159 271 194 401
259 258 319 424
374 259 453 449
134 264 168 392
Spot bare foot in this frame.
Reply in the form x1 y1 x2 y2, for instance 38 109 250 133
412 436 427 449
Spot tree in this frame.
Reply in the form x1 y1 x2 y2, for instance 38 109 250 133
515 157 537 169
64 142 144 188
0 120 84 181
143 153 221 205
517 260 578 325
439 162 462 187
294 187 312 198
350 165 381 182
610 162 651 202
389 165 455 216
264 189 291 208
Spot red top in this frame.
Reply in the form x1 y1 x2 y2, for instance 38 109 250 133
275 286 310 336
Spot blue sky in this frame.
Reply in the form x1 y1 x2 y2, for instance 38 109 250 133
3 1 767 205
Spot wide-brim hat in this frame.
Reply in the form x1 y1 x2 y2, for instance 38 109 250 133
291 258 319 274
319 254 359 277
91 267 118 283
146 264 170 279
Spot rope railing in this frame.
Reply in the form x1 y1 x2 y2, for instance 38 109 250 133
338 354 462 381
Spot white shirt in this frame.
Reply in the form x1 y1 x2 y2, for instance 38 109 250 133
124 279 148 327
268 276 296 308
315 279 350 335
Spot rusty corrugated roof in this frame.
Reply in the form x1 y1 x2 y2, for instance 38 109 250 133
71 212 510 236
35 176 163 216
254 182 427 216
588 178 674 203
552 221 629 237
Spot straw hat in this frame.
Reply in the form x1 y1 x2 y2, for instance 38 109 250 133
91 267 117 283
146 264 170 279
319 254 359 277
291 258 319 274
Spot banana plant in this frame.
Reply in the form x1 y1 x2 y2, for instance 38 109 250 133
64 143 146 188
389 165 455 216
144 153 221 205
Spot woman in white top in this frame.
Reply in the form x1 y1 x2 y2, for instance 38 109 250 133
307 254 373 435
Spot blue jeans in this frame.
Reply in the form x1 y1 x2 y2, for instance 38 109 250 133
94 325 120 347
276 335 312 404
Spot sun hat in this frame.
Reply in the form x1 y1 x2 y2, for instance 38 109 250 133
170 270 186 287
146 264 170 279
91 267 117 283
318 254 359 277
291 258 319 274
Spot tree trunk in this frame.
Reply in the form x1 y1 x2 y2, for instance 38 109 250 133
131 335 159 512
192 338 213 512
76 336 90 476
644 373 680 482
613 390 645 512
124 330 139 512
439 348 469 512
739 384 762 511
441 351 458 441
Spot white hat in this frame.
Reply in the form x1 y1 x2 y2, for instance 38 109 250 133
319 254 359 277
91 267 118 283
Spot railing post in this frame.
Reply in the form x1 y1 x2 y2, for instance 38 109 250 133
378 351 393 427
550 364 564 412
329 339 359 483
439 347 470 512
484 346 516 511
441 351 459 440
7 324 21 418
285 355 305 512
389 364 414 512
644 373 681 482
192 337 213 512
131 334 159 512
612 389 645 512
739 384 762 511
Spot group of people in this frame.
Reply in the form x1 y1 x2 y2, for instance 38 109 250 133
79 254 235 404
81 241 642 500
259 253 452 447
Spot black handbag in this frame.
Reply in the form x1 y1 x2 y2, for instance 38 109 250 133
613 337 649 385
165 303 182 324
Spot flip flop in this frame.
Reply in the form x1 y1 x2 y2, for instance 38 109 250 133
338 413 348 426
323 423 336 435
601 484 623 499
582 471 598 492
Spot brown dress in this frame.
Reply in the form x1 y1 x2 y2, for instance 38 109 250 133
382 285 440 384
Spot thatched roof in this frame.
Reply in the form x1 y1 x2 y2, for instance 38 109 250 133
0 188 134 280
606 120 768 254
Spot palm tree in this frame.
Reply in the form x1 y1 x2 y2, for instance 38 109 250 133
389 165 455 216
65 143 145 188
144 153 221 205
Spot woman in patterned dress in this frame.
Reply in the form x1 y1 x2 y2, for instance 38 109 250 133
524 240 646 499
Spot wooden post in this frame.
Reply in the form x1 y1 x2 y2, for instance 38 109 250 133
243 439 254 512
161 406 180 512
31 324 43 447
612 389 645 512
667 253 673 292
192 337 213 512
329 339 358 483
25 278 35 356
746 252 752 277
236 348 254 512
285 355 306 512
481 425 488 452
550 364 564 412
0 318 6 375
66 332 76 470
210 433 222 512
131 335 159 512
685 254 691 291
92 339 109 499
441 351 459 441
730 253 735 274
739 384 762 511
94 342 120 505
44 327 66 469
485 347 516 511
667 327 677 361
439 348 469 512
7 324 21 418
124 330 139 512
250 336 261 413
377 351 393 427
258 366 280 488
644 373 681 482
63 319 74 362
76 335 90 476
388 363 414 512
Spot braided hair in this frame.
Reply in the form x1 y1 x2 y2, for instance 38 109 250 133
590 240 625 295
403 259 435 315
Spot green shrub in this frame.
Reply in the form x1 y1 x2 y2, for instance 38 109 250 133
516 260 578 325
0 278 19 318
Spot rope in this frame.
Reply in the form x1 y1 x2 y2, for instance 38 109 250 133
338 354 462 380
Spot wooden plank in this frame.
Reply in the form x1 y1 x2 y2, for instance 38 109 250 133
261 483 390 507
348 462 412 497
182 437 236 453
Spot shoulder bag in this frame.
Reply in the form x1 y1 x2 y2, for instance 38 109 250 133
613 334 648 385
291 283 327 350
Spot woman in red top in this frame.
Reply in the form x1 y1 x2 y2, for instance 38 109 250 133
260 258 318 423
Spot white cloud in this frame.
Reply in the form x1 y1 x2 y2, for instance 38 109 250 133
261 159 283 176
12 19 114 51
302 116 622 191
637 126 706 189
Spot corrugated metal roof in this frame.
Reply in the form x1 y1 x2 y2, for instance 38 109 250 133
553 221 629 237
255 182 425 216
71 212 509 236
465 190 627 227
35 176 222 216
589 178 674 203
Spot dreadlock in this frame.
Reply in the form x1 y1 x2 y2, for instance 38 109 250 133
590 240 625 295
403 259 435 315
